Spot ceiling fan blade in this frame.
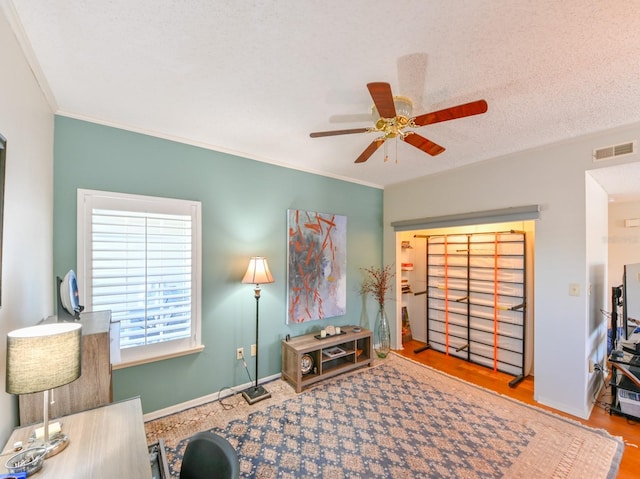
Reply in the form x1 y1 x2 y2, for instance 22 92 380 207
355 138 385 163
367 82 396 118
310 127 369 138
403 132 446 156
412 99 488 127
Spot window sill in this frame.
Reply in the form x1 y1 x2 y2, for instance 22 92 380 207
112 344 205 370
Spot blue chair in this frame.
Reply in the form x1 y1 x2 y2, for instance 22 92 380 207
179 431 240 479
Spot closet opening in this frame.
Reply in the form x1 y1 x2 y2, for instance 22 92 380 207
395 219 535 388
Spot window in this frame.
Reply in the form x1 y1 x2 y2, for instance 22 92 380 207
77 189 202 366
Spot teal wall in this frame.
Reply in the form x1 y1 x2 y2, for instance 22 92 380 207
53 116 383 414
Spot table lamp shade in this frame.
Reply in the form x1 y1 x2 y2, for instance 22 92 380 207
242 257 274 285
6 323 82 395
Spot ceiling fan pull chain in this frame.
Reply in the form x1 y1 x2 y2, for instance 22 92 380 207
384 140 389 162
395 137 399 164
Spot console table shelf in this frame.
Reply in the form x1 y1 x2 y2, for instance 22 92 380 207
281 327 373 392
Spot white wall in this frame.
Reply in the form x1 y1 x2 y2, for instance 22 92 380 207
0 3 54 442
585 173 609 411
385 126 639 419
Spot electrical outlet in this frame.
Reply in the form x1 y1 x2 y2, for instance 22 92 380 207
236 347 244 360
589 359 595 373
251 344 257 356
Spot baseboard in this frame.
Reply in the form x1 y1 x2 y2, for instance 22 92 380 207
142 372 281 422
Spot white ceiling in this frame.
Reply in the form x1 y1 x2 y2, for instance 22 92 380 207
5 0 640 196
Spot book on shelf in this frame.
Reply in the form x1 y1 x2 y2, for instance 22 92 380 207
323 346 345 358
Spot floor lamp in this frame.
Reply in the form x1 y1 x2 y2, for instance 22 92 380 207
241 256 274 405
6 322 82 458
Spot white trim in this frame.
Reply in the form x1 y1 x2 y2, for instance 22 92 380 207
112 344 205 370
142 372 281 422
1 0 58 111
77 188 202 365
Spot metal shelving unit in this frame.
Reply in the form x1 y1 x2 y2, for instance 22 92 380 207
419 231 527 387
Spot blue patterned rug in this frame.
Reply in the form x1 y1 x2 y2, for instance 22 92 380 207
156 354 623 478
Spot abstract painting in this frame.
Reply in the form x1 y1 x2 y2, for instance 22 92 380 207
287 209 347 323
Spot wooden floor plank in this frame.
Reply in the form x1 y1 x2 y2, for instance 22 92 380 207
398 340 640 479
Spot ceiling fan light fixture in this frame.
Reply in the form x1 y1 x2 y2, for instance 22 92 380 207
394 96 413 119
371 95 413 120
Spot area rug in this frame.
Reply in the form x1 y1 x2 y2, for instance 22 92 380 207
145 353 623 478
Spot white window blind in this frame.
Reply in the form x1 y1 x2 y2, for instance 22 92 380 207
91 209 192 348
77 189 202 365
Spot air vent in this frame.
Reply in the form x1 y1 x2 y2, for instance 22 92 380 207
593 141 636 161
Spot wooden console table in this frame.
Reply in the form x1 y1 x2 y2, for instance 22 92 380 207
1 397 151 478
281 326 373 392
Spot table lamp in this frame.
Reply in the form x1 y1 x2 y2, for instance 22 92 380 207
6 322 82 458
241 256 274 404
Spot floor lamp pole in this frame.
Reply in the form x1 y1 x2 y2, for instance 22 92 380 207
253 287 260 390
242 284 272 404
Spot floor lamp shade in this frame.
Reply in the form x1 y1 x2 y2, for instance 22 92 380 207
6 323 82 395
242 257 274 285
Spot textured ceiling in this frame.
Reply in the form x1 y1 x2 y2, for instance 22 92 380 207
5 0 640 194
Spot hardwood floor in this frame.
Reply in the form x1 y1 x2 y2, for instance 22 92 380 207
398 340 640 479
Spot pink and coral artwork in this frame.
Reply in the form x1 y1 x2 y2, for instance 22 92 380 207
287 209 347 324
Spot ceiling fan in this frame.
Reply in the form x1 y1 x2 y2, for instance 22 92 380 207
310 82 488 163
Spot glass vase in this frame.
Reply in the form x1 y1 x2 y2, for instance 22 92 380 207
374 304 391 358
359 294 369 330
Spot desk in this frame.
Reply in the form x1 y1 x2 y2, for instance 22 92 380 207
1 397 151 478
